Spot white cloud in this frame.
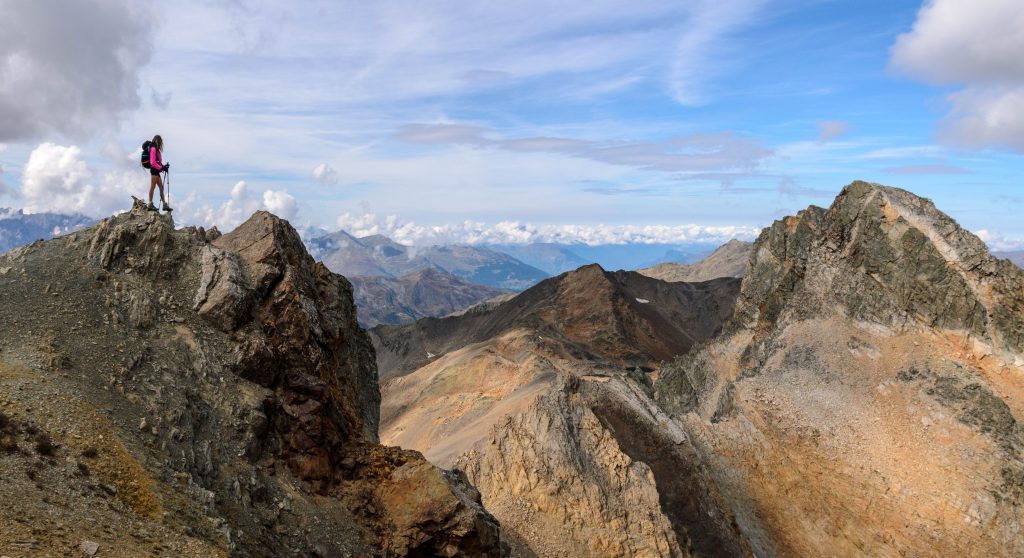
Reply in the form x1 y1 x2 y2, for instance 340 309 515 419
19 143 133 216
938 87 1024 151
975 229 1024 252
185 181 260 230
263 189 298 221
311 162 339 185
330 211 760 247
890 0 1024 152
0 1 154 141
182 182 300 230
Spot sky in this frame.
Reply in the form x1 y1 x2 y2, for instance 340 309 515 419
0 0 1022 248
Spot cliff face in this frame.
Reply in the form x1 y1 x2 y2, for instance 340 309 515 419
0 201 502 557
657 181 1024 557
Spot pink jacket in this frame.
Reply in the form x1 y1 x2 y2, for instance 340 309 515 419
149 146 164 171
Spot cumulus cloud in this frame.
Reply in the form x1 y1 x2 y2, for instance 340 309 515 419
311 162 339 185
0 1 154 141
396 124 771 174
331 211 760 247
263 189 298 221
186 181 261 230
890 0 1024 151
19 143 134 216
938 87 1024 150
817 120 848 143
184 182 300 230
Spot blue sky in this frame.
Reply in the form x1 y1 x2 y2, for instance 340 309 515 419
0 0 1021 248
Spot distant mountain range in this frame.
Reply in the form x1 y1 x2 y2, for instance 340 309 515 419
306 231 550 290
483 243 591 275
637 239 753 282
0 208 94 253
995 250 1024 268
350 267 509 327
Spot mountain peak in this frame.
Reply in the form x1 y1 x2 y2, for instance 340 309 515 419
740 180 1024 354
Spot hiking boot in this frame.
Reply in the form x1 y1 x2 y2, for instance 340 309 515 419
161 203 173 212
146 202 157 211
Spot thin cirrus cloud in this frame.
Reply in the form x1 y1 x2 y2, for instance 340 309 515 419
394 124 772 174
890 0 1024 151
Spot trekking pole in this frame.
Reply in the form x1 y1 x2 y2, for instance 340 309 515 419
165 168 171 209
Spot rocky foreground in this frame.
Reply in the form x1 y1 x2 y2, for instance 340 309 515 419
0 201 502 557
377 181 1024 557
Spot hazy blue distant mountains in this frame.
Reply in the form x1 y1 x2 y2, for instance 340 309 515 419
350 267 510 327
306 231 549 290
484 243 590 275
0 208 95 254
995 250 1024 268
484 241 726 274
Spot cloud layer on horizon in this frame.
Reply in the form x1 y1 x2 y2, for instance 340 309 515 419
332 210 760 247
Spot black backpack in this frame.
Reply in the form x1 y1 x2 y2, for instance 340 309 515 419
141 140 153 168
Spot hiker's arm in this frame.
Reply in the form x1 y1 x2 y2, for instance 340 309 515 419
150 147 163 171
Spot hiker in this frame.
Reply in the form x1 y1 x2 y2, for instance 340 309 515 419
141 134 172 211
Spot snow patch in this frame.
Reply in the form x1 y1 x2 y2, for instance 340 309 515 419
635 298 649 304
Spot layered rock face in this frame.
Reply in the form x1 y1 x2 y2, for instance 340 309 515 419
377 265 748 557
657 181 1024 557
0 201 501 557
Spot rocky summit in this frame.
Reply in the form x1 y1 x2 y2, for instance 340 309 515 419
0 200 501 557
656 181 1024 556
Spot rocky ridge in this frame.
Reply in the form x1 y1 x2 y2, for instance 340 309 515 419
656 181 1024 557
0 201 501 557
376 265 747 557
371 264 740 380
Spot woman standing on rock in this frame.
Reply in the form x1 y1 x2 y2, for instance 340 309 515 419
142 134 172 212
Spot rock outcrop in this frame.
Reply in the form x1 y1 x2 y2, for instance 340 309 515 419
657 181 1024 557
0 200 502 557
